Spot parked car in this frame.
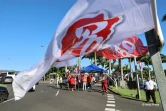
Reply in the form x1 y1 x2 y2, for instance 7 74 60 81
0 76 13 84
61 77 68 86
0 85 9 103
0 72 16 80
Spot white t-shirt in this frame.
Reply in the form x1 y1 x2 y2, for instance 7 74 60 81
144 80 156 90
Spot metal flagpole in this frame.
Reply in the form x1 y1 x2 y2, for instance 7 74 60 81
138 61 144 84
134 57 141 99
129 58 133 81
94 52 97 65
140 67 144 85
109 60 112 76
144 0 166 110
78 57 81 91
120 59 123 81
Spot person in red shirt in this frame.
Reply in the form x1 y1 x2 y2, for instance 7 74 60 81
103 77 108 93
87 74 92 91
70 76 75 91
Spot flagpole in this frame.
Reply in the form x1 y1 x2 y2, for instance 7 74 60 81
120 59 123 81
78 57 81 74
139 62 144 84
145 1 166 109
65 66 68 73
109 60 112 76
94 52 97 65
134 57 141 99
78 56 81 91
129 58 133 81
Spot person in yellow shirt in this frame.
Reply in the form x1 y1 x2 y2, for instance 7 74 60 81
59 76 63 89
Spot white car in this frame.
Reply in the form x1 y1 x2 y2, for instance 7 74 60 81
1 72 16 79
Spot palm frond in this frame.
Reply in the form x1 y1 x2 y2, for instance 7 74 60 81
162 14 166 21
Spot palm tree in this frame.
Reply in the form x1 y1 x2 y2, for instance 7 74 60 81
123 64 130 74
81 53 94 64
162 14 166 21
105 59 116 71
96 56 107 68
160 54 166 63
142 67 150 79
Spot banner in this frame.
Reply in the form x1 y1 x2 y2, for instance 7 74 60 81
13 0 154 100
54 59 74 67
96 36 148 59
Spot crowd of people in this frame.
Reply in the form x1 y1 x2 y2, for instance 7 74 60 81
50 73 110 93
67 74 94 91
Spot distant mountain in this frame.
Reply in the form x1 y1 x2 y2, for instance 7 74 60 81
0 70 20 73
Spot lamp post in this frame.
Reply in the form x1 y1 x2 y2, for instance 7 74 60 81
41 45 46 81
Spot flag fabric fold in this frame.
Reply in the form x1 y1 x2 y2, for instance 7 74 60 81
54 59 74 67
13 0 154 100
96 36 149 59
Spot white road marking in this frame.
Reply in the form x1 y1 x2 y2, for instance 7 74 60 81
0 98 15 104
41 91 43 92
107 96 114 98
116 110 121 111
107 94 113 96
108 98 115 100
106 104 115 107
105 108 115 111
107 101 115 103
55 90 59 96
105 94 116 111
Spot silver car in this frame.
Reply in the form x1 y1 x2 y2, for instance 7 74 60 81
0 76 13 84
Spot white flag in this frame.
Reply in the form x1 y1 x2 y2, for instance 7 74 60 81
54 59 74 67
13 0 155 100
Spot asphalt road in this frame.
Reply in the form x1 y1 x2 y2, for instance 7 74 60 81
0 83 163 111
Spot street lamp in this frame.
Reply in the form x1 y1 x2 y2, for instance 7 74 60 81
41 45 46 81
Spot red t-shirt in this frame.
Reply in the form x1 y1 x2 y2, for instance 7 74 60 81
103 78 108 84
70 78 75 85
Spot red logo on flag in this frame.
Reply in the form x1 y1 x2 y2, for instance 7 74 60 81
60 11 123 57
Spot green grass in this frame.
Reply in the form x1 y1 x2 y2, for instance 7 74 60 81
109 86 161 104
0 84 7 87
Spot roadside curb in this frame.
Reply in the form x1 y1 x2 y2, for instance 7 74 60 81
108 87 147 103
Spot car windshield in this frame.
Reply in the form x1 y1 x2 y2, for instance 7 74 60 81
62 77 67 79
1 73 7 76
8 72 15 75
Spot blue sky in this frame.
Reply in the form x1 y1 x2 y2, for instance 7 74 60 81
0 0 166 71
